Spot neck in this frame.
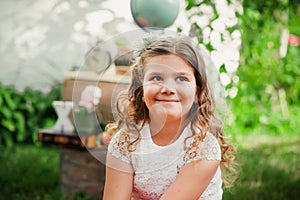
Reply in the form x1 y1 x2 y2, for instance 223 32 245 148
149 117 189 146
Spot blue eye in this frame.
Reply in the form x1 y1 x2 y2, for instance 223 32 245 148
176 76 188 82
150 76 162 81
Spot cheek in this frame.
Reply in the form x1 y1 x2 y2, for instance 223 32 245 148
142 84 159 106
180 84 197 97
179 85 197 107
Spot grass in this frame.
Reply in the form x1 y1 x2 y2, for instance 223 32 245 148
0 133 299 200
0 145 94 200
223 134 300 200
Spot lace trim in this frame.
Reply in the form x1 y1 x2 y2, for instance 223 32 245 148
183 132 221 164
108 131 131 163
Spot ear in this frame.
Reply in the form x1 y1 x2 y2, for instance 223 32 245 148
194 95 198 104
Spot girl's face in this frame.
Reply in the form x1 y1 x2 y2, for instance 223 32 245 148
142 54 197 123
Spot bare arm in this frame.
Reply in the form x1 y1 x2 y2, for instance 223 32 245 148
160 160 220 200
103 153 134 200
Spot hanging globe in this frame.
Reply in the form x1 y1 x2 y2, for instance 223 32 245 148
130 0 180 31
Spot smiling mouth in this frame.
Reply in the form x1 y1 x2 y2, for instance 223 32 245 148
155 99 180 103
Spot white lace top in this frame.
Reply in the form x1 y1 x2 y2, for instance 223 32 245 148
108 124 223 200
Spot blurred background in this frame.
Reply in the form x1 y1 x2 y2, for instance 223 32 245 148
0 0 299 199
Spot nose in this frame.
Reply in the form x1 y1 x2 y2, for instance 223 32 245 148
160 81 175 95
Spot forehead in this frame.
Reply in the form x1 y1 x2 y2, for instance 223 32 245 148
144 54 194 74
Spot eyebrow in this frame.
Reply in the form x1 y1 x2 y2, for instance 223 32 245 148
145 71 162 75
145 71 194 79
177 72 193 76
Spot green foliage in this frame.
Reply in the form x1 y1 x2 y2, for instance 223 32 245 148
238 0 289 96
227 0 300 135
0 145 95 200
0 84 62 147
184 0 299 135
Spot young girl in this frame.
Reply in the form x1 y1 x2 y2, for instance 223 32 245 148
103 36 236 200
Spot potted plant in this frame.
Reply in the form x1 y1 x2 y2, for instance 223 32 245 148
74 85 102 135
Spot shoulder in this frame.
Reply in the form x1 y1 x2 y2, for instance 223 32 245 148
201 132 221 155
107 130 135 164
184 132 221 163
107 124 147 163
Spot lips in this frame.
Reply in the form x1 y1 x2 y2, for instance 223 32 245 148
155 99 180 102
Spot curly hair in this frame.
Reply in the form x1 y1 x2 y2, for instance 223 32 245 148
106 36 237 187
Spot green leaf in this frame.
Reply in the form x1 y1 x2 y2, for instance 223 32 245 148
2 119 15 132
3 92 16 110
1 107 13 119
219 64 227 73
14 112 26 142
1 130 14 148
0 95 3 106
